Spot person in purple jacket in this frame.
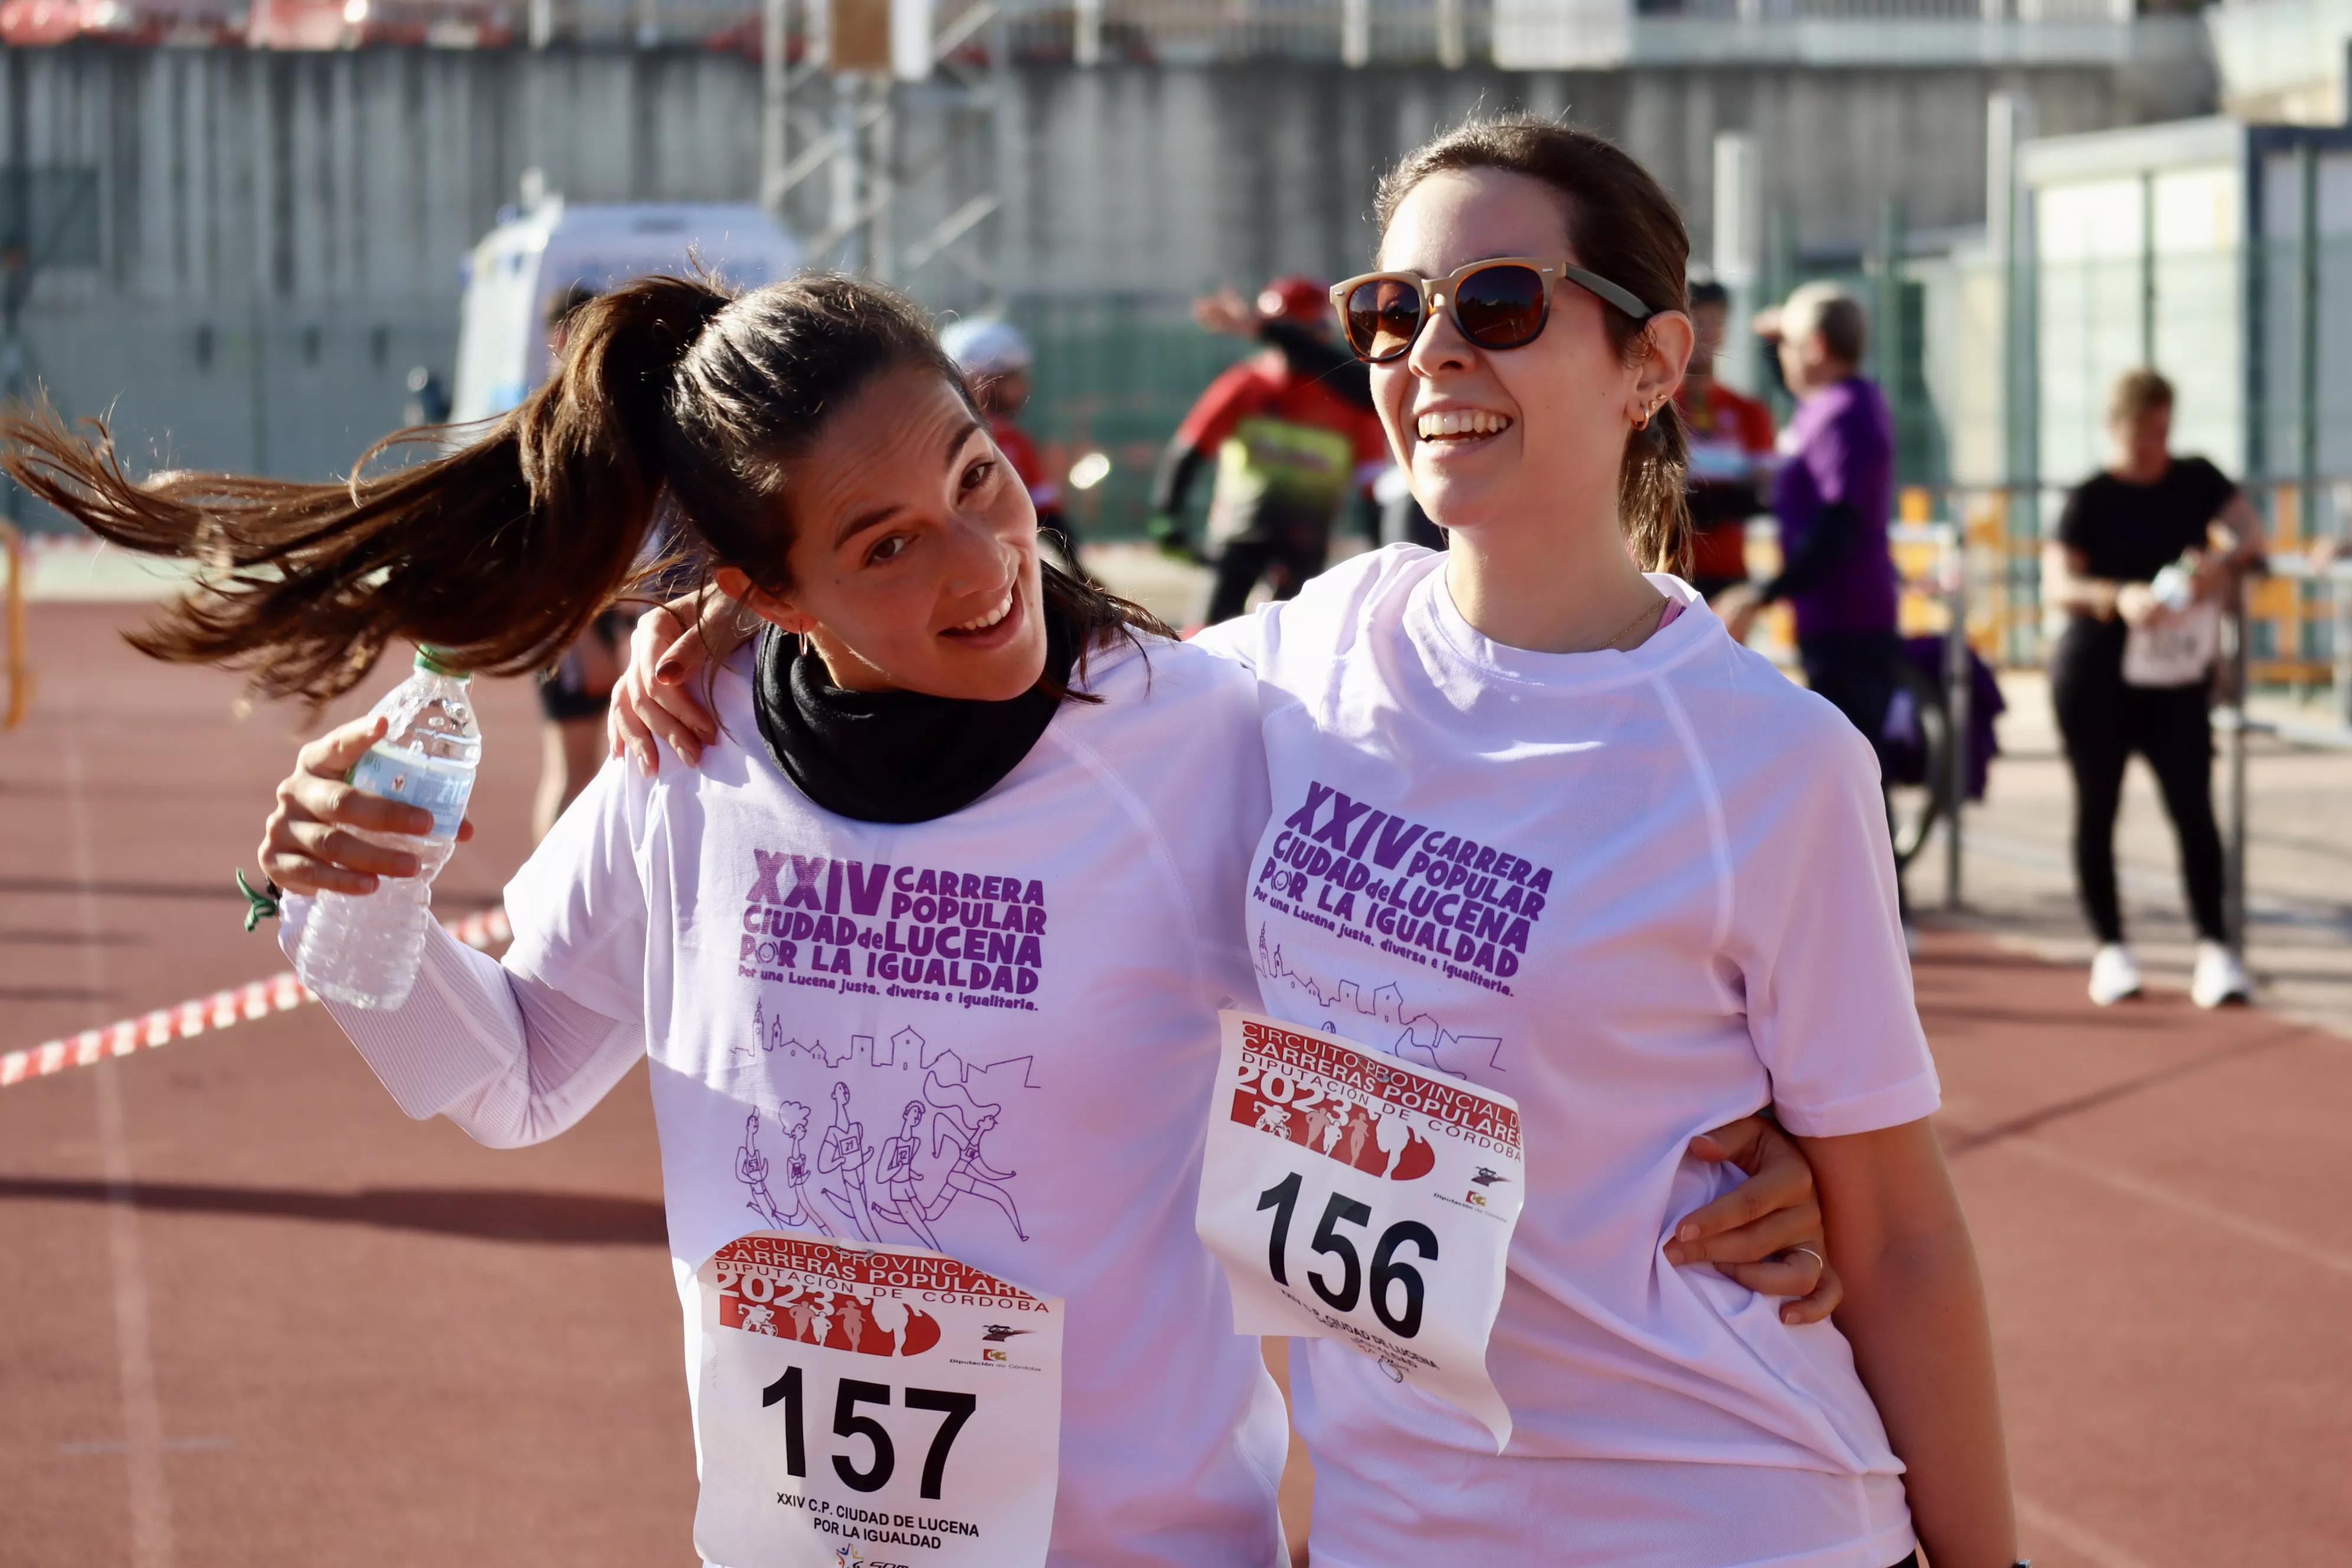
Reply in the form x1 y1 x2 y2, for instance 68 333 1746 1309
1720 283 1902 784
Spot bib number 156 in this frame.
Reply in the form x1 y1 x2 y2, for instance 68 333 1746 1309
1256 1170 1439 1338
760 1366 978 1500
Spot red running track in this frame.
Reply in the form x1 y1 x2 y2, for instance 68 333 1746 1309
4 602 2346 1565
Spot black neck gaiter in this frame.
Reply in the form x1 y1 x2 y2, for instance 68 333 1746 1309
752 603 1079 825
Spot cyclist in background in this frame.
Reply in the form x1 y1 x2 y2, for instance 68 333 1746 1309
940 316 1077 570
1149 276 1390 623
1191 283 1442 551
1677 279 1775 600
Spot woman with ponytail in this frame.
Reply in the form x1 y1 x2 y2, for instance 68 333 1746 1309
9 264 1835 1566
625 117 2017 1568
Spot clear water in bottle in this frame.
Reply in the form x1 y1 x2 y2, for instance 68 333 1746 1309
296 650 482 1010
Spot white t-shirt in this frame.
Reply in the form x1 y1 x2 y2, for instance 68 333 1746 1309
303 634 1290 1567
1194 548 1940 1568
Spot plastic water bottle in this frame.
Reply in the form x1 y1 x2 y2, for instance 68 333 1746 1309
2150 551 2199 612
296 649 482 1010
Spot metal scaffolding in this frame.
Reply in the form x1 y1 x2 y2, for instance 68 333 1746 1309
756 0 1006 303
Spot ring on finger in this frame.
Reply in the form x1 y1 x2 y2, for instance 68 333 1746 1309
1786 1246 1825 1271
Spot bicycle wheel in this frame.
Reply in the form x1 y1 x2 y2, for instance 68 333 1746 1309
1885 658 1951 872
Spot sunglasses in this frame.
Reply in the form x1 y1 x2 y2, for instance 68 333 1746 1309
1329 257 1655 364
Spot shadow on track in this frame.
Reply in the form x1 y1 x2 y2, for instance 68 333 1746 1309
0 1177 667 1245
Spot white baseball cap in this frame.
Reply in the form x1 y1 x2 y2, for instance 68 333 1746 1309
939 316 1033 376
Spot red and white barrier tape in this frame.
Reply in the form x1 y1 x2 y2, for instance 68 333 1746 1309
1 906 512 1090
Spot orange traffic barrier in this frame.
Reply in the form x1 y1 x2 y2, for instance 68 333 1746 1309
1 521 28 729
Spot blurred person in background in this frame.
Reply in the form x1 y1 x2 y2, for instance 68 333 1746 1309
1149 275 1390 623
2042 367 2265 1009
1676 279 1775 600
532 282 633 841
1718 283 1904 913
1191 282 1441 551
939 315 1078 570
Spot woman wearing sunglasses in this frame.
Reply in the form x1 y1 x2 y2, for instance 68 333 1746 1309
1210 119 2017 1568
13 266 1836 1566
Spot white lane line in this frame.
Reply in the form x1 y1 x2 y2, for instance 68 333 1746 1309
2002 1136 2352 1283
2015 1494 2157 1568
58 1438 234 1457
61 673 176 1568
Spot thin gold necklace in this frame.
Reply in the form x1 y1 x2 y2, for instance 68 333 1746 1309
1603 592 1667 652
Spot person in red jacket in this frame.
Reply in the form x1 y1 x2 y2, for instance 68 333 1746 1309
939 316 1076 570
1676 279 1776 600
1149 276 1390 623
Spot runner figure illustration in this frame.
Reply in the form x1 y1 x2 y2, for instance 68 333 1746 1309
1301 1100 1338 1152
735 1109 786 1227
1344 1105 1373 1166
806 1289 838 1348
841 1297 867 1354
818 1081 881 1242
1321 1103 1351 1155
868 1100 945 1249
785 1292 820 1341
775 1099 831 1236
923 1076 1028 1242
736 1101 832 1234
870 1296 912 1356
1373 1108 1414 1177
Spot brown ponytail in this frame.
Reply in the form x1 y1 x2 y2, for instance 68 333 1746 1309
1374 115 1694 576
5 271 1161 703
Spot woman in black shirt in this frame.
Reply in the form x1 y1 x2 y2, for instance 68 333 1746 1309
2043 368 2266 1008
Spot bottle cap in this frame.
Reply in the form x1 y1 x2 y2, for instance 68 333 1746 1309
413 646 471 678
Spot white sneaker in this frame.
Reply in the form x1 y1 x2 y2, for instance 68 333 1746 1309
2191 941 2252 1008
2088 943 2142 1006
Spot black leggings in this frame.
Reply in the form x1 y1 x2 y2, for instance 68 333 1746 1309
2050 650 2226 945
1206 534 1328 625
1799 631 1906 914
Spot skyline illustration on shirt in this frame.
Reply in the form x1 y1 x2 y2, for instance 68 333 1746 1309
1253 923 1508 1079
733 1011 1037 1253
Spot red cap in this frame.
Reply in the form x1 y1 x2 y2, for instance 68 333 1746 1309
1256 275 1332 327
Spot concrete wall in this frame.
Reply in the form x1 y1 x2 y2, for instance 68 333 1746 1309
0 42 2213 508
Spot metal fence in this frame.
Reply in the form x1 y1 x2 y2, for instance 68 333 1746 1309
528 0 2179 57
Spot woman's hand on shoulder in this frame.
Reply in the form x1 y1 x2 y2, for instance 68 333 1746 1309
260 716 472 896
1664 1114 1843 1325
607 593 743 773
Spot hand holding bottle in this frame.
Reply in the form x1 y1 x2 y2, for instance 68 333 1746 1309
263 651 484 1009
260 714 475 896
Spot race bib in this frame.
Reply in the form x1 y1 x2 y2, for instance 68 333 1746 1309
691 1233 1063 1568
1194 1011 1525 1449
2123 600 2221 688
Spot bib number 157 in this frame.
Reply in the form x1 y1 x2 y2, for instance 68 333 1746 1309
1256 1170 1439 1338
759 1366 978 1500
